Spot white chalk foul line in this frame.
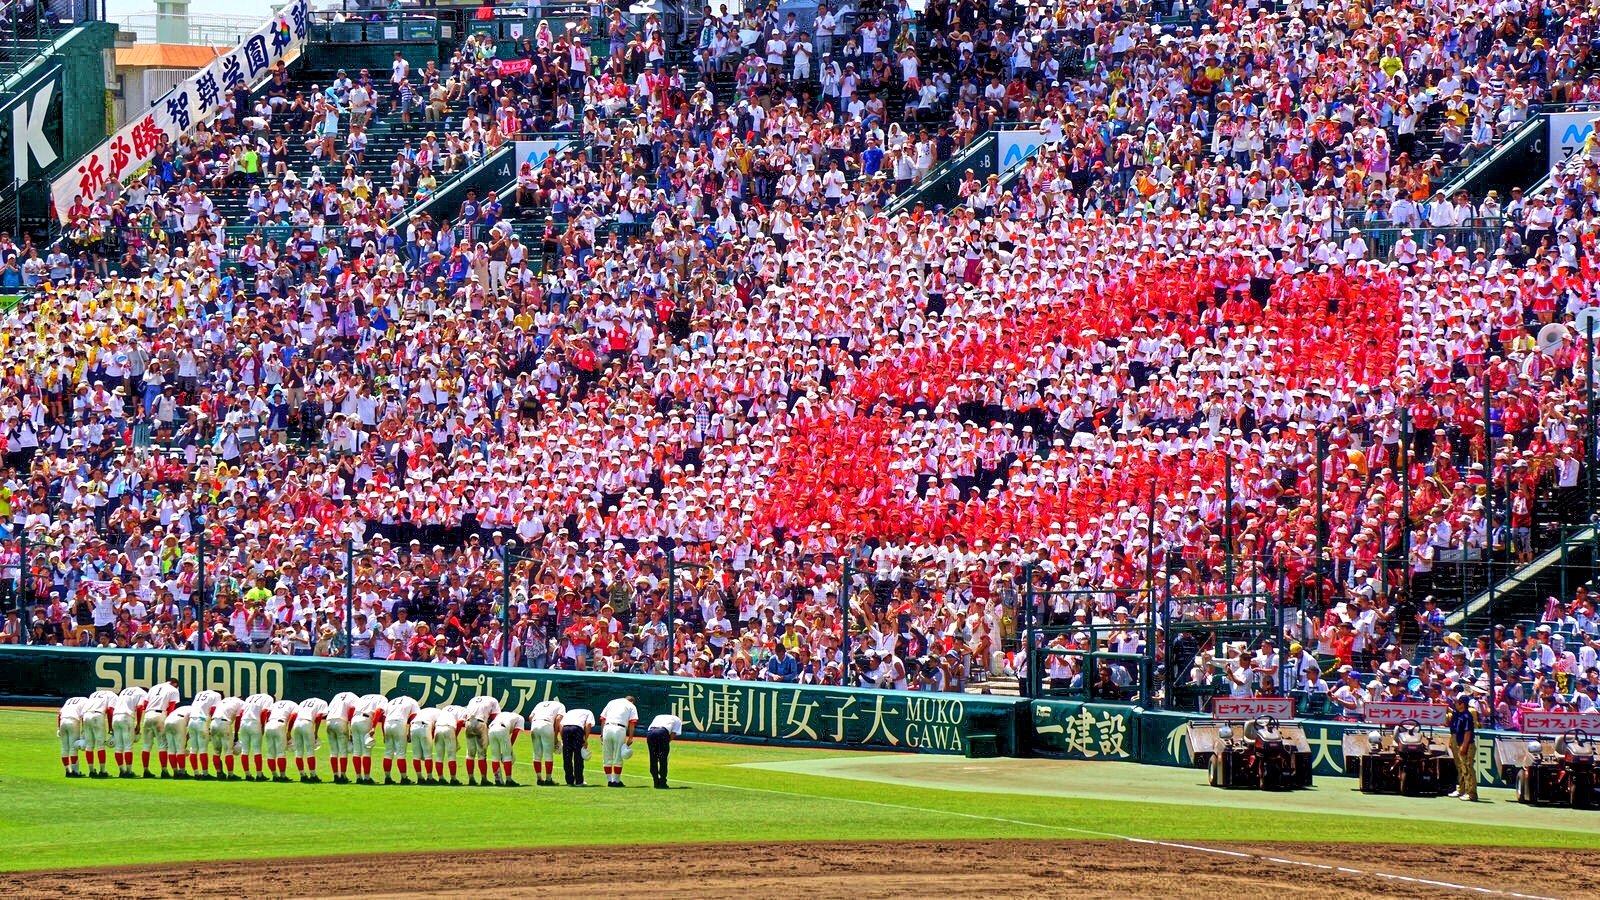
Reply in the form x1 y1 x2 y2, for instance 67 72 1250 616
677 777 1563 900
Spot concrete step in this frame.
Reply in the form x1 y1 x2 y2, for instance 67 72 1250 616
965 675 1020 697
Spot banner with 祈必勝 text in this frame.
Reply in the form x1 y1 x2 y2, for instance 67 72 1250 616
50 0 311 223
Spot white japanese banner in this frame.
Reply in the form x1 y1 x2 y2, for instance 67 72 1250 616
1363 700 1448 727
1210 696 1295 720
51 0 311 223
1520 709 1600 734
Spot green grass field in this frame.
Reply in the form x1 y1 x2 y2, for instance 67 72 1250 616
2 708 1595 872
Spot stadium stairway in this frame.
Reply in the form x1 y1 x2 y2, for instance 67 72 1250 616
1445 525 1600 636
206 98 489 228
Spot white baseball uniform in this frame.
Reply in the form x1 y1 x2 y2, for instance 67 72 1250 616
209 696 245 757
264 699 298 759
410 707 440 767
487 712 525 766
162 705 192 759
599 697 639 772
58 696 88 767
82 691 116 755
433 704 465 766
529 699 566 765
351 693 386 750
239 693 275 759
292 698 329 763
326 691 360 759
186 691 222 756
111 686 149 754
383 696 421 760
141 683 181 758
462 695 502 761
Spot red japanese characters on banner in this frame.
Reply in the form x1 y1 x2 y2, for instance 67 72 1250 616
50 0 311 222
1521 710 1600 734
1364 701 1448 727
1211 697 1296 720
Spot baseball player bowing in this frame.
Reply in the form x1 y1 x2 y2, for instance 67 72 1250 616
560 706 596 786
140 678 181 777
382 695 421 784
409 706 440 784
81 690 117 778
262 699 299 782
528 697 565 786
185 690 222 777
486 710 526 786
208 694 246 780
432 704 467 784
110 686 148 778
349 693 388 785
57 696 88 777
291 697 329 781
645 712 683 789
238 692 276 781
161 701 192 777
599 695 638 787
325 691 360 783
462 695 502 786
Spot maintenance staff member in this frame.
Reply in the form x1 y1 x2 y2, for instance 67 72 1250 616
561 706 596 786
646 712 683 789
1448 692 1478 801
599 695 638 787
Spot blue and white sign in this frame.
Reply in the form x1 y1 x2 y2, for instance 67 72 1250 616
515 139 571 171
1549 110 1597 172
998 129 1049 171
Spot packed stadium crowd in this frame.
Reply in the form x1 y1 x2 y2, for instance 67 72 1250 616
6 0 1600 727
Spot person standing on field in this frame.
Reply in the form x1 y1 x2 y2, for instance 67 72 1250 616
528 697 565 786
561 706 596 786
1448 692 1479 801
599 695 638 787
646 712 683 789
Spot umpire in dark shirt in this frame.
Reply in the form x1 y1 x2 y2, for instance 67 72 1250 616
1448 694 1478 801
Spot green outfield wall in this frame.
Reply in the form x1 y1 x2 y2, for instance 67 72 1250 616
0 647 1523 785
0 646 1027 756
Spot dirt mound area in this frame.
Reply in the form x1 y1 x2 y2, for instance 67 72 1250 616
1 840 1582 899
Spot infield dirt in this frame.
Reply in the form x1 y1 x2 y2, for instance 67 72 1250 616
1 839 1589 899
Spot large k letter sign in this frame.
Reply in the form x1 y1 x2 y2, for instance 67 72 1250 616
2 67 62 187
13 79 59 180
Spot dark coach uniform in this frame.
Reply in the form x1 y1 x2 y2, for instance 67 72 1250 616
561 707 596 786
646 713 683 789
